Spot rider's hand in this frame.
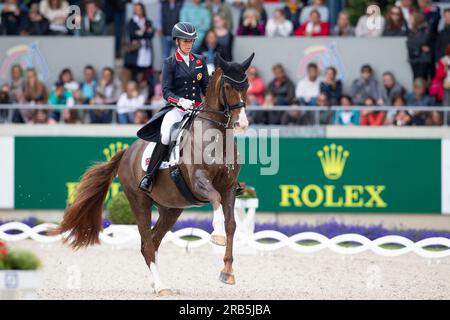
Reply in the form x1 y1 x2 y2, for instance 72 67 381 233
177 98 194 112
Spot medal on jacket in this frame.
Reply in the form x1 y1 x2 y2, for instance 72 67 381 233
197 73 202 81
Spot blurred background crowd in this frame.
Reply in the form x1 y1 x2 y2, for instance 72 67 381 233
0 0 450 126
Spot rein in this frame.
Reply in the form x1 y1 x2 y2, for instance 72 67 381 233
191 74 248 129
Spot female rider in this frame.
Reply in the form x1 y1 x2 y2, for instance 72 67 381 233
139 22 209 191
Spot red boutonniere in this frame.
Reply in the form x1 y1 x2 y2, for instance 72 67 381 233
196 59 202 66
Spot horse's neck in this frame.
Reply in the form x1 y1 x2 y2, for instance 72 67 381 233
188 105 235 145
196 70 231 132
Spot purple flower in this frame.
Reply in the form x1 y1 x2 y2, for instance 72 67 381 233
171 218 450 242
1 216 449 243
0 216 39 235
102 217 112 229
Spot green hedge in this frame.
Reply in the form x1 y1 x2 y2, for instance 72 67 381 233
0 248 41 270
107 192 136 225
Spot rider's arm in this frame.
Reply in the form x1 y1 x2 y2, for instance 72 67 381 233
161 58 180 108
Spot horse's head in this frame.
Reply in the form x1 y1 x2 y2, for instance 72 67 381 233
208 53 255 133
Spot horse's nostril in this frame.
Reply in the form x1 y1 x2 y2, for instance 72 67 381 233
235 121 248 129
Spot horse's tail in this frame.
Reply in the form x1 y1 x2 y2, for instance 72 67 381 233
56 148 127 249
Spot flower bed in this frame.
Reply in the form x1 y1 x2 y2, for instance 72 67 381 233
236 182 257 199
0 240 42 299
0 217 43 235
252 219 450 242
0 240 41 271
96 217 450 243
2 216 450 243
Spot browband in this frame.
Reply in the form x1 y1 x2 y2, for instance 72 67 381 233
222 74 249 89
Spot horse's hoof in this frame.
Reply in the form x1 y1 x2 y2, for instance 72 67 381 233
219 271 235 285
157 289 175 297
210 234 226 246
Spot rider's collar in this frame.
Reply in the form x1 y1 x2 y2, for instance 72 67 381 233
175 49 194 63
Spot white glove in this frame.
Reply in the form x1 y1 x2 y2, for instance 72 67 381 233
177 98 194 111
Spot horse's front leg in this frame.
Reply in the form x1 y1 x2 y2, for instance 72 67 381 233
193 170 226 246
219 188 237 285
192 170 237 284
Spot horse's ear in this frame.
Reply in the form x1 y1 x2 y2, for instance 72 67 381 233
240 53 255 71
215 53 228 70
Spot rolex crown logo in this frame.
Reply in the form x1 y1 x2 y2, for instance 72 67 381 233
103 142 129 161
317 144 349 180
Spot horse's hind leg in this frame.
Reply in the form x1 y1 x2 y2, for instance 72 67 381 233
121 186 171 296
152 206 183 252
148 206 183 294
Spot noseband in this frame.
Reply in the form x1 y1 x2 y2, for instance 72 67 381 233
194 72 248 128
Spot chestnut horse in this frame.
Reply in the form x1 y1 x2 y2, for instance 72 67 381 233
57 53 255 296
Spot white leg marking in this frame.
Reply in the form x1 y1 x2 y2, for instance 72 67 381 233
150 262 168 293
212 205 226 236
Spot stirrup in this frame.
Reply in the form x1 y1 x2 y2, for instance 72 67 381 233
139 174 153 192
139 142 169 192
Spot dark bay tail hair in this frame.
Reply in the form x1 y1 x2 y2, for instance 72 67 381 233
56 148 127 249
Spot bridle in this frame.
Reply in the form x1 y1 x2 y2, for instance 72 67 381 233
193 73 248 129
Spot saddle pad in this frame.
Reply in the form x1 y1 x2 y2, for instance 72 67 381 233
140 115 191 172
141 142 178 171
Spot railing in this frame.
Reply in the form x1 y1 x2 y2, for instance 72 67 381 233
1 222 449 259
0 104 449 126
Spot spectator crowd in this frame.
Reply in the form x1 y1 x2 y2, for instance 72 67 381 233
0 0 450 126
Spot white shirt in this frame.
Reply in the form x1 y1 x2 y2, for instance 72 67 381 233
355 15 385 37
339 111 354 125
266 19 293 37
117 93 145 114
444 56 450 83
295 77 320 103
103 84 113 99
178 49 190 66
133 15 152 68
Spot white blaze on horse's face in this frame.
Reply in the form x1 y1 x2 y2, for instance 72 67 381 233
235 93 249 133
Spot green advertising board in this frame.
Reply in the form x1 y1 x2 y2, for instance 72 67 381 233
15 137 135 210
238 137 441 213
14 137 441 213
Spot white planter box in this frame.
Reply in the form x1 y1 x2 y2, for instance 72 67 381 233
235 198 259 209
234 198 259 235
0 271 41 300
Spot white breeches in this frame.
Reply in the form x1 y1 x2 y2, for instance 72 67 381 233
160 107 186 145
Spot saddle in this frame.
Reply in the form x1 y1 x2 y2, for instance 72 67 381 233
141 111 209 206
141 112 191 170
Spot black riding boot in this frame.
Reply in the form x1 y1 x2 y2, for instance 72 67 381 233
139 142 169 192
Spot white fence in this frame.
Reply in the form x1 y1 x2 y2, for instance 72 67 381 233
1 222 449 259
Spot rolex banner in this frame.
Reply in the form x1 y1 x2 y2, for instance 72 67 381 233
13 137 442 213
